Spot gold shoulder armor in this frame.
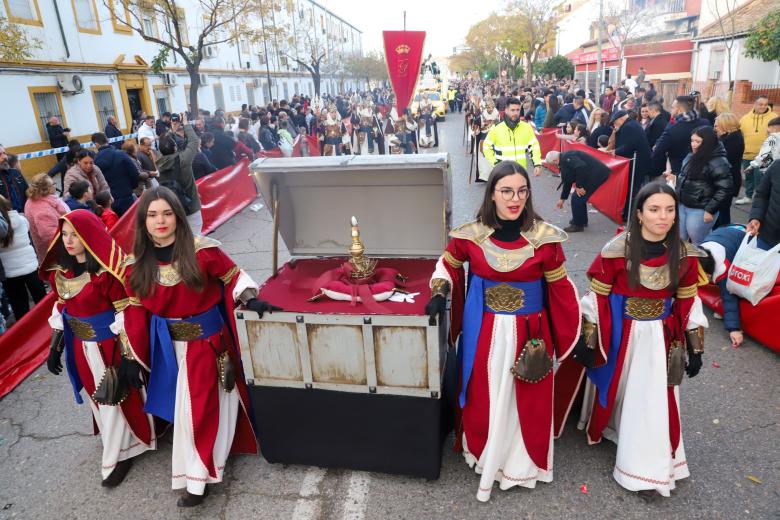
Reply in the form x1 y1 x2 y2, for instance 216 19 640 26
194 235 222 251
601 232 628 258
121 255 136 267
449 221 494 244
521 220 568 249
44 263 67 273
681 241 708 258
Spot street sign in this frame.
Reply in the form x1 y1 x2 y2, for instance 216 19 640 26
501 70 507 77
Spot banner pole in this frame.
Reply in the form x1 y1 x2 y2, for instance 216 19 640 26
627 151 637 223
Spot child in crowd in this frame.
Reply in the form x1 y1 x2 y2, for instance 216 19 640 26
65 180 95 212
95 191 118 230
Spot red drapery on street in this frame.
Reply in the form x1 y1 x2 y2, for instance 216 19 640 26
560 141 631 224
382 30 426 113
0 160 255 398
537 128 560 159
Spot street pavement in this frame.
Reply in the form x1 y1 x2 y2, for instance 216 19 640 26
0 115 777 520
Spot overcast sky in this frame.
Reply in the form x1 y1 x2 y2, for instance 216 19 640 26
318 0 508 57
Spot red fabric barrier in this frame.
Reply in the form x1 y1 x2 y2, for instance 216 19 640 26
561 141 631 224
700 284 780 353
292 134 321 157
537 128 561 158
0 160 255 398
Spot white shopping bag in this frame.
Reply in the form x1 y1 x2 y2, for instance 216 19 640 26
725 233 780 305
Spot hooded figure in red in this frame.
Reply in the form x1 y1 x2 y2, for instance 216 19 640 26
42 209 156 487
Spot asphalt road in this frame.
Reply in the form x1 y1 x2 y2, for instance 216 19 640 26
0 115 777 520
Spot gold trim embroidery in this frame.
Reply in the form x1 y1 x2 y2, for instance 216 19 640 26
676 284 698 299
55 271 91 300
590 278 613 296
219 266 240 285
443 251 464 269
119 330 135 360
544 264 567 283
113 298 131 312
157 264 182 287
128 297 142 306
485 284 526 313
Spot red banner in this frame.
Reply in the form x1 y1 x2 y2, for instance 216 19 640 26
0 160 255 398
560 141 631 224
537 128 561 159
383 30 426 114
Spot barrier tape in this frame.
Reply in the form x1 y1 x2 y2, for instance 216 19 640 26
16 133 138 160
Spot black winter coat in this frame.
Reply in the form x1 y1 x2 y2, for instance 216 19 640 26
558 150 610 200
677 143 733 214
644 115 667 150
750 160 780 247
210 129 237 169
651 116 711 174
720 130 745 196
94 145 140 201
614 118 652 175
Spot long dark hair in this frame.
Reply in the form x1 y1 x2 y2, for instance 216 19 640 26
0 196 14 248
686 125 719 180
626 182 685 292
57 240 101 274
476 161 540 231
129 187 204 298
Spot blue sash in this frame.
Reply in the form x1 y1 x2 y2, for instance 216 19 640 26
459 274 544 408
144 305 224 422
61 308 116 404
586 295 672 408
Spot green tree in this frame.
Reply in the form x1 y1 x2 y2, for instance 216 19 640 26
506 0 561 83
744 10 780 66
538 55 574 79
0 15 42 62
343 51 388 87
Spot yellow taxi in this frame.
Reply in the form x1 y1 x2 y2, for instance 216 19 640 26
410 91 447 120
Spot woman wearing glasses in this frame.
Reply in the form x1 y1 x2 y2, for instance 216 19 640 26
425 161 580 502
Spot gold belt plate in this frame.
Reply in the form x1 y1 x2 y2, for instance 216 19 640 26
168 321 205 341
68 317 97 340
624 297 666 320
485 284 526 313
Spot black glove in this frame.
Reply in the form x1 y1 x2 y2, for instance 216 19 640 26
47 330 64 375
118 358 144 389
572 335 596 369
685 352 702 378
424 295 446 326
246 298 283 318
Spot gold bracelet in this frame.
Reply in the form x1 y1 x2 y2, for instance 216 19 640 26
430 278 450 298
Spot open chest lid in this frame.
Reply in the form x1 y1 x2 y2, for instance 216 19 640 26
250 154 452 258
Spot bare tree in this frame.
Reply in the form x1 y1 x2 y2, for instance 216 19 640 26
103 0 264 114
707 0 739 104
602 2 652 84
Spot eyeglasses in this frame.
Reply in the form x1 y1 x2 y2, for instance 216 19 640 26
495 187 530 201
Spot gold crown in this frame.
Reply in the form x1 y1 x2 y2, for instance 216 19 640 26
348 216 377 280
395 44 410 54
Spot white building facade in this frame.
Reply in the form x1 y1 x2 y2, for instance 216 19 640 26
0 0 363 175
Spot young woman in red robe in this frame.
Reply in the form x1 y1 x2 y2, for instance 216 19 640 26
425 161 580 502
42 209 155 487
123 187 278 507
555 182 708 497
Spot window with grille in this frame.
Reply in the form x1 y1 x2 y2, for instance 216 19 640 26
283 82 289 100
33 92 64 136
142 12 159 38
7 0 37 21
73 0 99 31
708 48 725 80
155 89 169 115
213 84 225 110
94 90 116 129
247 85 255 106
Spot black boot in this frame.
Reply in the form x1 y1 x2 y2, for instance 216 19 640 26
102 459 133 487
564 224 585 233
177 485 209 507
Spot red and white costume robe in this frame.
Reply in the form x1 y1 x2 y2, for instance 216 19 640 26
123 236 258 495
431 220 580 502
554 233 708 496
46 267 156 479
